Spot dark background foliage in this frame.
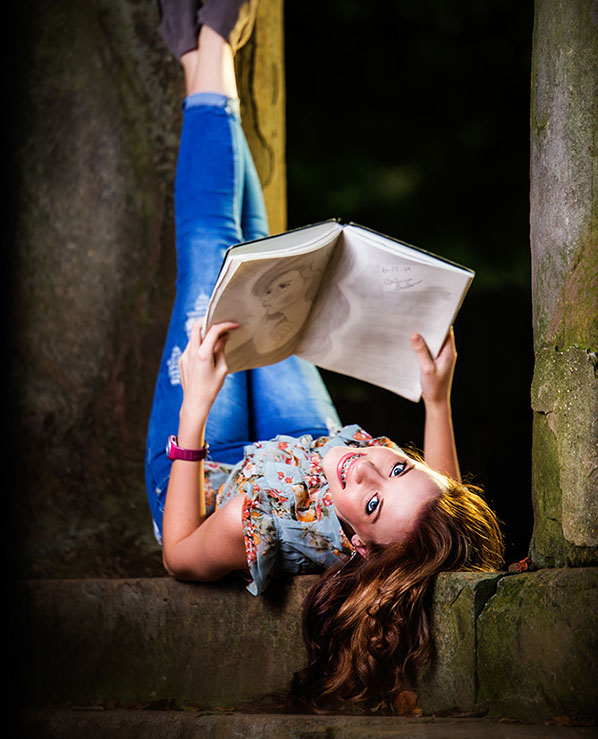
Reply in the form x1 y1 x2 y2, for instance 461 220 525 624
284 1 535 562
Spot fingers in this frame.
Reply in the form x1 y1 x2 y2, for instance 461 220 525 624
213 332 229 355
180 320 237 373
440 326 456 351
188 319 203 353
197 321 238 358
436 327 457 365
410 332 435 374
214 342 230 374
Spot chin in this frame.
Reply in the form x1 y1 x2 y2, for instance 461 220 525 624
339 518 355 540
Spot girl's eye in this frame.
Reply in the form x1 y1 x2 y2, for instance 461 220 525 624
391 461 407 477
365 494 380 515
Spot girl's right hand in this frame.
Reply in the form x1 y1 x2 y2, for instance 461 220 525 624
178 320 239 423
410 327 457 407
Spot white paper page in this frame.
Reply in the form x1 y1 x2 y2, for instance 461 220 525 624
206 222 341 323
297 228 473 401
224 221 341 259
345 225 468 273
207 237 340 373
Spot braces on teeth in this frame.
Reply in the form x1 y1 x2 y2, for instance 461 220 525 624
341 454 363 487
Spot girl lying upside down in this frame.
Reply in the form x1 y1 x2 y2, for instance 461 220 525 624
146 0 504 712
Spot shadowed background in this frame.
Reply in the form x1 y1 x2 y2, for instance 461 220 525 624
284 1 535 563
5 0 534 580
7 3 598 728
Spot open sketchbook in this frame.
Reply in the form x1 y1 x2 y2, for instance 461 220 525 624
203 220 474 402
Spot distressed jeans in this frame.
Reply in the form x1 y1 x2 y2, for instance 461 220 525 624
145 93 341 541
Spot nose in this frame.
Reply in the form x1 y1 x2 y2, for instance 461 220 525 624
352 459 380 486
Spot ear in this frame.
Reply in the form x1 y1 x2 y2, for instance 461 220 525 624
351 534 369 559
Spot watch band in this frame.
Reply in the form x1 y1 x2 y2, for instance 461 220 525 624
166 435 209 461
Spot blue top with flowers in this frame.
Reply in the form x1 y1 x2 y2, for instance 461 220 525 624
201 424 401 595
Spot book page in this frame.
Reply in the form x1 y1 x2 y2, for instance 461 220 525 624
224 220 341 260
206 232 340 373
296 226 473 401
207 221 342 315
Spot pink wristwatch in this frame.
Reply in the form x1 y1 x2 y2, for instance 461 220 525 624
166 435 209 461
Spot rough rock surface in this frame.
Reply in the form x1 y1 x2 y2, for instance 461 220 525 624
477 568 598 722
11 0 285 578
20 571 598 723
529 0 598 566
418 572 504 715
20 576 311 709
19 711 598 739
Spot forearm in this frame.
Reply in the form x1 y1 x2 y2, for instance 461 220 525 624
162 406 209 557
162 406 248 582
423 399 461 482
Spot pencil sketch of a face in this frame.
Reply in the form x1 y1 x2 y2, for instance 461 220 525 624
251 258 322 356
259 269 306 316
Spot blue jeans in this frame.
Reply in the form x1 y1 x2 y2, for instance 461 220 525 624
145 93 341 540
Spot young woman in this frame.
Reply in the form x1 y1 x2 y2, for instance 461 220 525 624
147 0 504 713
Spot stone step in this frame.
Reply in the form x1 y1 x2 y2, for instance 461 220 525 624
16 569 598 723
19 710 598 739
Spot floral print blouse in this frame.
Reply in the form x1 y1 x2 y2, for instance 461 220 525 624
201 424 401 595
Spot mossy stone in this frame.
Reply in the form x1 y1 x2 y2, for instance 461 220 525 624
529 0 598 566
12 0 286 578
477 568 598 722
530 347 598 564
418 572 504 715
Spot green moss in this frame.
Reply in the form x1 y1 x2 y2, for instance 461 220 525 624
418 573 504 715
530 413 568 567
477 569 598 722
531 0 598 348
530 346 598 565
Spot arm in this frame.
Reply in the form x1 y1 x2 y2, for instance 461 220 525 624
410 327 461 482
162 320 248 580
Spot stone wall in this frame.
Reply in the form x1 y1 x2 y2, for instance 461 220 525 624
19 571 598 722
11 0 285 578
529 0 598 566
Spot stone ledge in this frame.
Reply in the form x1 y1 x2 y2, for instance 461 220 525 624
418 571 503 715
17 575 314 710
19 710 598 739
477 568 598 722
15 570 598 722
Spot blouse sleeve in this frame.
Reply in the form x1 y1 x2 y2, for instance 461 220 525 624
241 479 278 596
217 447 280 595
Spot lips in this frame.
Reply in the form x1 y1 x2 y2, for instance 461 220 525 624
336 452 363 489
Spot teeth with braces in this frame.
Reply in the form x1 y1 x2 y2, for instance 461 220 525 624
341 453 363 488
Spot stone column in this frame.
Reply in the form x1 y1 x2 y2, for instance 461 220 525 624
529 0 598 566
11 0 285 577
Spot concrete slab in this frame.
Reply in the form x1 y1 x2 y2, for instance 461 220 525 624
18 573 501 714
418 572 503 715
477 568 598 722
19 710 598 739
18 575 314 709
16 570 598 723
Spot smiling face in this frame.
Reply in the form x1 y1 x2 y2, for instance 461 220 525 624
321 445 445 553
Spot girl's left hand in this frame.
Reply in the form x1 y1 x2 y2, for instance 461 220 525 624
178 320 239 422
410 327 457 407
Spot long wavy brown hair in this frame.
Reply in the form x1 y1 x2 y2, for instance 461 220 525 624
286 475 504 714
